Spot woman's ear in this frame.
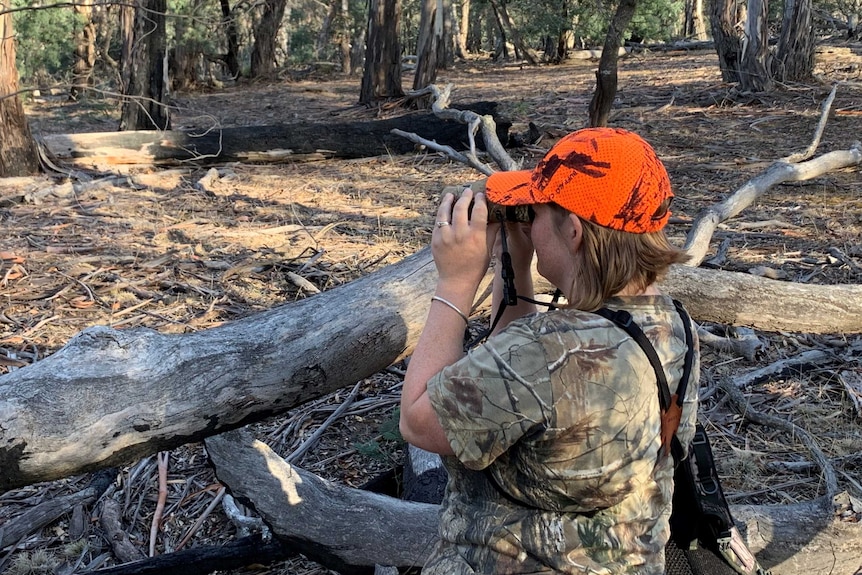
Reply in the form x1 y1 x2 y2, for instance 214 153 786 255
566 213 583 253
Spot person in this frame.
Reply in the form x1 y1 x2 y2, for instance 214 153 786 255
399 127 700 574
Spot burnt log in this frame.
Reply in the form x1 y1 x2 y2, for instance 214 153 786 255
38 102 512 170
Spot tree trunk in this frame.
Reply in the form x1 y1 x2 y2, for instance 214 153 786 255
684 0 709 40
457 0 470 57
340 0 351 73
219 0 241 78
413 0 444 92
709 0 742 83
170 3 199 93
71 0 97 100
774 0 814 82
738 0 774 92
250 0 288 78
0 1 40 177
359 0 403 105
119 0 171 131
4 242 862 493
487 0 538 64
588 0 638 127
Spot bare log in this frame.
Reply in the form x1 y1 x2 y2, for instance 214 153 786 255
0 248 442 493
661 265 862 333
4 246 862 493
205 429 439 573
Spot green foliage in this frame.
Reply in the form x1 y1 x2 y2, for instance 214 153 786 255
353 408 404 462
630 0 686 42
12 0 79 84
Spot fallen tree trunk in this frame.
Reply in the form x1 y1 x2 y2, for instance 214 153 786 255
38 103 512 170
3 247 862 493
205 428 862 575
205 429 439 573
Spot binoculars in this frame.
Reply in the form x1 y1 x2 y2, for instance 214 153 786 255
487 203 535 223
443 182 535 224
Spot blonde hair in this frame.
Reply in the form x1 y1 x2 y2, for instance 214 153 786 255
562 210 690 311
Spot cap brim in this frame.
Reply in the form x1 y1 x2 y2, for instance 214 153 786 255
485 170 542 206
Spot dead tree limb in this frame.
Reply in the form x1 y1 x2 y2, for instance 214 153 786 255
683 142 862 267
205 429 439 573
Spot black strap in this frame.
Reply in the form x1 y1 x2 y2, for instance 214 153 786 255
594 307 673 412
595 302 695 463
672 299 695 409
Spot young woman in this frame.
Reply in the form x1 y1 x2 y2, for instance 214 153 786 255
399 127 700 574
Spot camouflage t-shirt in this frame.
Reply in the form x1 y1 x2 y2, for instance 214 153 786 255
424 295 700 575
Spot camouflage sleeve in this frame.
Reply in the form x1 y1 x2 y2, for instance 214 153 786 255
426 320 555 471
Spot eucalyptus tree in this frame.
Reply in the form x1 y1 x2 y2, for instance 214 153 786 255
250 0 289 78
119 0 171 130
0 1 40 176
360 0 404 105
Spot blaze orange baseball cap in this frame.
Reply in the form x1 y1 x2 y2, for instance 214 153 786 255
485 127 673 233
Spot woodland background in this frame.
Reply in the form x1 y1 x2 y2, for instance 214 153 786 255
1 0 862 574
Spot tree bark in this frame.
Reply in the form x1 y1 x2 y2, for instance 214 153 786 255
709 0 742 83
250 0 288 79
359 0 403 105
119 0 171 131
71 0 97 100
39 105 511 169
738 0 774 92
413 0 444 93
4 243 862 493
0 2 40 177
219 0 241 78
206 429 439 573
588 0 638 127
774 0 814 82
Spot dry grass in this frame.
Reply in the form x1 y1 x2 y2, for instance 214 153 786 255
1 44 862 573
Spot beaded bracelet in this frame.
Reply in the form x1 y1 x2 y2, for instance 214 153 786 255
431 296 469 324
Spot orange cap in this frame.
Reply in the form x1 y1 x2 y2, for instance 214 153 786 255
485 127 673 233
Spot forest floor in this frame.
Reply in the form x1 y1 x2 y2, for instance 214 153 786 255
2 40 862 575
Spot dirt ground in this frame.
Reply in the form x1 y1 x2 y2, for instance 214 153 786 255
2 42 862 574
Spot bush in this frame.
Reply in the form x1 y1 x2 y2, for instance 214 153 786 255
12 1 80 85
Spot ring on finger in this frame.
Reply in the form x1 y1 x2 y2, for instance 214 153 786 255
435 221 451 228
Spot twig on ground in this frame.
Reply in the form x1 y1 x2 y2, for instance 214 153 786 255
718 378 839 499
101 498 147 564
0 469 115 551
174 486 226 552
732 349 833 388
697 325 764 361
288 381 362 463
149 452 169 557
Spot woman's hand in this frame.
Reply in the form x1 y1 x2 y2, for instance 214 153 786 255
432 188 493 296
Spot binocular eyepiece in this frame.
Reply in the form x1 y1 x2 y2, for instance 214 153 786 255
487 203 535 223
